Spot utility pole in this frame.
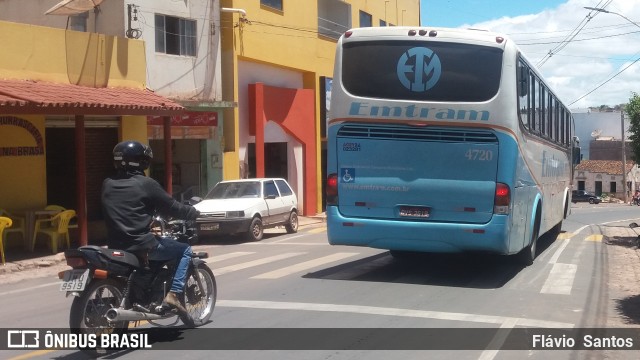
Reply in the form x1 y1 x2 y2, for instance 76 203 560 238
622 110 628 203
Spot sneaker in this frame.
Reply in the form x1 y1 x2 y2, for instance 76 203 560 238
164 291 195 327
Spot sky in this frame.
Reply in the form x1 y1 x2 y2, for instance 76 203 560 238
419 0 640 109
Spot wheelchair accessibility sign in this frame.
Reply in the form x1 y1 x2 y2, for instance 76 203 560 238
340 168 355 183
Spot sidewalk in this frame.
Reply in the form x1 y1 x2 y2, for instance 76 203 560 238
0 214 326 276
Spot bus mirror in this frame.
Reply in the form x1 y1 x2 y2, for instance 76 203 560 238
573 146 581 165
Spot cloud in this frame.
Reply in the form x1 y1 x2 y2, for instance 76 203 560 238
464 0 640 108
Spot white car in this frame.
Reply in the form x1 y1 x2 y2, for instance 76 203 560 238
193 178 299 241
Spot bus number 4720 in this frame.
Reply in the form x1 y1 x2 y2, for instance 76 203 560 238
465 149 493 161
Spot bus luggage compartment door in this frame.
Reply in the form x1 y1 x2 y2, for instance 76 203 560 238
336 126 499 224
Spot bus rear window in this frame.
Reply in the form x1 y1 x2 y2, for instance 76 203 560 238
342 41 503 102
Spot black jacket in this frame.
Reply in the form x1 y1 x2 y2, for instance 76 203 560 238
101 171 199 252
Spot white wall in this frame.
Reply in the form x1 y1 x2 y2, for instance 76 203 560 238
133 0 222 101
237 60 304 210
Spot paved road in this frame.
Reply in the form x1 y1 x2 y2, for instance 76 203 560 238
0 205 639 360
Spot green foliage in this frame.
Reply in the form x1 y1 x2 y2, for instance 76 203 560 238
627 93 640 162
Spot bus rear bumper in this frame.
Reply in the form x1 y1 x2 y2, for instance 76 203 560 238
326 207 510 254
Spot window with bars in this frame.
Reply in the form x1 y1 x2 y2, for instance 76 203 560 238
155 14 197 57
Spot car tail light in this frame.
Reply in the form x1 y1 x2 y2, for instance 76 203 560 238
494 183 510 214
326 173 338 205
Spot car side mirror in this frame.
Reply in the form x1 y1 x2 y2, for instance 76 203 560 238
265 194 277 200
630 222 639 229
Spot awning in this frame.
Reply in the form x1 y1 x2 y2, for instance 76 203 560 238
0 78 184 116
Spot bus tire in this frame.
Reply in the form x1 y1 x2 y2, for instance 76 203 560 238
517 208 541 266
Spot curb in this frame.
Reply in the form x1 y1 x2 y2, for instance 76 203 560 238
0 215 327 276
0 252 66 275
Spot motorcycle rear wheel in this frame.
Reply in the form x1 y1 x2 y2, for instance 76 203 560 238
184 263 217 326
69 278 128 356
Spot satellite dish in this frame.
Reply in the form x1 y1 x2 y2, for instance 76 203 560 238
45 0 104 16
591 129 602 138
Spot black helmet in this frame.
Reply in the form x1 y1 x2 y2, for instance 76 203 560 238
113 141 153 171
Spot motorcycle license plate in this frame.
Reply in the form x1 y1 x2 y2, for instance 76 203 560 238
60 269 90 292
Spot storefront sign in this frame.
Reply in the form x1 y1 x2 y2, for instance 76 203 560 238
147 112 218 140
147 112 218 126
0 116 44 156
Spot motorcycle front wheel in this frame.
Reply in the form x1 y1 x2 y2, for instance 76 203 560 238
184 263 217 326
69 278 129 356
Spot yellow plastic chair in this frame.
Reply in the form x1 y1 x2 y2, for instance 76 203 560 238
44 205 66 212
0 208 26 246
0 217 13 265
42 205 77 229
32 209 76 254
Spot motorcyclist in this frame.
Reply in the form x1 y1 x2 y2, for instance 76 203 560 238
101 140 199 326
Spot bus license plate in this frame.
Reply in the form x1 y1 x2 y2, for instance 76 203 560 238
399 206 430 218
201 223 220 231
60 269 90 292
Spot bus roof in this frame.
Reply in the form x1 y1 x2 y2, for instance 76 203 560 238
341 27 511 48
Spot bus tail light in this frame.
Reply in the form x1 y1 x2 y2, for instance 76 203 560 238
494 183 510 214
326 173 339 205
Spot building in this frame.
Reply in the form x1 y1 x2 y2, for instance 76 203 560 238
572 108 629 160
0 19 183 245
574 160 640 199
0 0 228 208
220 0 421 215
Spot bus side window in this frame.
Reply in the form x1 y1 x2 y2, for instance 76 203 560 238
517 60 530 129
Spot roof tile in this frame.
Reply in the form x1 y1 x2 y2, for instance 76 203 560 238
0 79 183 115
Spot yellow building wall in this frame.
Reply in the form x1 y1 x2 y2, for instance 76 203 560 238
0 20 147 88
220 0 421 211
0 115 47 212
120 116 149 144
0 21 149 212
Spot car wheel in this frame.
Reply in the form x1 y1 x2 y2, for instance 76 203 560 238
589 198 595 204
246 217 263 241
285 211 298 234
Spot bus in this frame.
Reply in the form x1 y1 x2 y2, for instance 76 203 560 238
325 27 579 265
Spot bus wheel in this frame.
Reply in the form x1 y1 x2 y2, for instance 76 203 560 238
517 211 540 266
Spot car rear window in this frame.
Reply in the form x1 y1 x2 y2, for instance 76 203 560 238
275 180 293 196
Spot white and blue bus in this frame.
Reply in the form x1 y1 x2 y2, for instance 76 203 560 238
325 27 579 265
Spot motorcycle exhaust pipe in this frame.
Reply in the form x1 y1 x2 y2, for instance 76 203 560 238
105 308 166 322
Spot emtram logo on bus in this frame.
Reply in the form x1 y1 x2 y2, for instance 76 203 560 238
396 47 442 92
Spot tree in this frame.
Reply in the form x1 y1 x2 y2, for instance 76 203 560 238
627 93 640 162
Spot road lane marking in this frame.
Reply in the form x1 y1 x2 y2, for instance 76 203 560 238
251 253 359 279
0 282 59 297
269 234 306 243
307 227 327 234
585 234 603 242
540 263 577 295
216 300 574 328
479 318 519 360
548 238 571 264
206 251 255 263
7 350 56 360
214 252 305 276
556 232 573 240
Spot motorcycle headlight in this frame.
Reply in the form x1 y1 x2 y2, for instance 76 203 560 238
226 211 245 218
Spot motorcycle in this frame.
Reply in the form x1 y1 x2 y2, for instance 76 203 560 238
632 196 640 206
58 216 216 354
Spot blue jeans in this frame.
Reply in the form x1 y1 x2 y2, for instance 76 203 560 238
149 236 192 293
